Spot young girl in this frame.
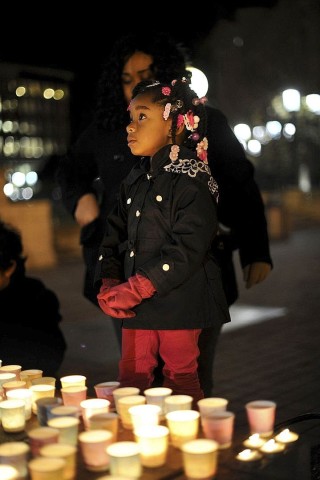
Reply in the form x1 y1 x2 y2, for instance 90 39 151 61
96 78 230 404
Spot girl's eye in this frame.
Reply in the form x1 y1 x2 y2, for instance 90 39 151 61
139 113 146 120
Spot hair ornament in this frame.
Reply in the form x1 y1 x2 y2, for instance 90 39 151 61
169 144 180 161
163 103 172 121
191 132 200 141
196 136 208 163
177 114 184 128
162 86 171 96
192 96 208 106
170 99 184 113
171 79 177 86
183 111 200 131
146 81 160 88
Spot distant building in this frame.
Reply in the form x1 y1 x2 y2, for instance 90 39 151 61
0 62 73 202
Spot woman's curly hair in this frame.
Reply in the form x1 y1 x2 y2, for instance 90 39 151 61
96 32 189 132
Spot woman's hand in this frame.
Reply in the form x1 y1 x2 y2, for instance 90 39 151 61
243 262 272 289
74 193 100 227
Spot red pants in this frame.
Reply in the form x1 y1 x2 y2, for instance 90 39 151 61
118 329 204 407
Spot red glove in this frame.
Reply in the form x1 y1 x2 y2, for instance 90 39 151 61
99 278 121 294
101 273 156 311
98 278 135 318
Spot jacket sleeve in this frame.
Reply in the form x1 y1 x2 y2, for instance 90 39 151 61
206 106 272 268
56 123 99 216
94 182 128 283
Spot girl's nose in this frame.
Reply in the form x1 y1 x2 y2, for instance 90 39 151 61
127 124 135 133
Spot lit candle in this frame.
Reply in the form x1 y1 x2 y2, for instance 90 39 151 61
236 448 262 462
0 465 19 480
260 438 285 454
243 433 266 449
275 428 299 444
0 399 26 432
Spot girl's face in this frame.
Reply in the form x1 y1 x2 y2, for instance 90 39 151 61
122 51 154 104
127 92 172 158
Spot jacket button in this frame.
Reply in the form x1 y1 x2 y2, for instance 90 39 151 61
99 255 103 261
136 210 141 217
130 251 135 257
162 263 170 271
127 198 132 204
156 195 163 202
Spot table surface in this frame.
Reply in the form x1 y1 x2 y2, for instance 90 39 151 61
1 411 319 479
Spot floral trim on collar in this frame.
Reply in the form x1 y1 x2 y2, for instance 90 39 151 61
164 146 219 200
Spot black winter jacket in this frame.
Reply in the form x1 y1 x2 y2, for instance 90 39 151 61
58 106 272 306
95 144 231 330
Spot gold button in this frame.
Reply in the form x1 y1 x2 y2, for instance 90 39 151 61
99 255 103 261
156 195 163 202
130 251 135 257
136 210 141 217
127 198 132 204
162 263 170 271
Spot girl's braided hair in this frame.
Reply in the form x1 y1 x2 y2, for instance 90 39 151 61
131 78 208 160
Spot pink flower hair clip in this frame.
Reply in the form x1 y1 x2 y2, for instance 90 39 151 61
192 96 208 106
162 87 171 96
196 137 208 163
163 103 171 121
183 111 200 131
177 114 184 128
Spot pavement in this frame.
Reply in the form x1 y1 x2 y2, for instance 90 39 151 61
29 225 320 478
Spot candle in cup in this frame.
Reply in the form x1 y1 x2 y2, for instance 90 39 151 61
20 369 43 387
275 428 299 444
106 441 141 478
6 388 33 420
78 430 113 472
259 438 285 454
243 433 266 449
0 442 30 479
80 398 110 430
0 465 19 479
134 425 169 467
181 438 219 480
0 365 22 380
28 457 66 480
30 385 55 414
39 443 77 480
236 448 263 462
0 399 26 432
165 410 200 448
60 375 86 388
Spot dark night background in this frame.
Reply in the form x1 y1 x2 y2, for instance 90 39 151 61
0 0 278 137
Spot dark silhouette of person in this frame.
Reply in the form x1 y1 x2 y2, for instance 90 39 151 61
57 32 272 396
0 219 67 376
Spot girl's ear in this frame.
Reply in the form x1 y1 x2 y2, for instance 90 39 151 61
176 122 185 136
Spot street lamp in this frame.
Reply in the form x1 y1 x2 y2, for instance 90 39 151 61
282 89 301 113
186 66 209 98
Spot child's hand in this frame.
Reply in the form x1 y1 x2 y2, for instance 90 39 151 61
97 294 135 318
102 274 155 310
